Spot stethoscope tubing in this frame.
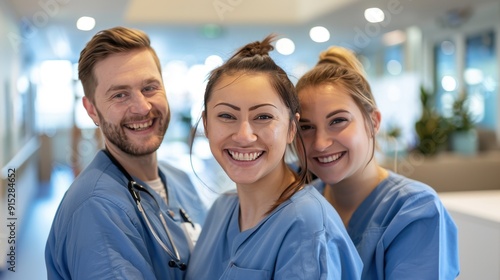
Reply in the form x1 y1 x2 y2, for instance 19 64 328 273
136 200 181 262
102 149 186 270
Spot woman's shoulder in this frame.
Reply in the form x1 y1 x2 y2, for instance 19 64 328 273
381 171 441 201
289 185 328 205
371 171 447 219
208 191 239 212
285 186 345 232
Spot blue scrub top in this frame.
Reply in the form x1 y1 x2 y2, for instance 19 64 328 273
313 171 460 280
45 150 207 279
186 185 362 280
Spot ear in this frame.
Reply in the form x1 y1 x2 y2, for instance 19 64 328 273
370 110 382 136
202 111 208 138
82 97 99 125
287 113 300 144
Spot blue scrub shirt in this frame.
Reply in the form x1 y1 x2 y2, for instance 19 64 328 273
186 185 362 280
45 150 207 279
313 171 460 280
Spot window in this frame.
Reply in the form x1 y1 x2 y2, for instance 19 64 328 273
465 30 497 130
434 39 458 117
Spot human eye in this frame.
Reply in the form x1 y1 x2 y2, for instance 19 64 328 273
111 92 127 100
299 124 314 131
329 117 348 126
217 113 235 121
255 114 273 121
143 85 155 92
142 84 161 95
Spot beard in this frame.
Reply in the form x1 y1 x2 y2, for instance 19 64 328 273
96 108 169 156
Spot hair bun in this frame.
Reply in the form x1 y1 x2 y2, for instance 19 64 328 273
242 42 274 57
235 34 276 58
318 46 366 76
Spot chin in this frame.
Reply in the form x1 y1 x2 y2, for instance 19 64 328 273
312 171 337 185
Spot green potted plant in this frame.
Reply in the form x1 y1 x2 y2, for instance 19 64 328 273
414 86 449 155
448 91 478 155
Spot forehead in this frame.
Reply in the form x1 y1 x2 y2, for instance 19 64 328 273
94 49 161 89
300 83 354 106
210 73 285 107
299 83 368 121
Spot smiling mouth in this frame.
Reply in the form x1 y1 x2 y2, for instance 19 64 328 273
124 119 154 131
316 152 345 163
227 150 264 161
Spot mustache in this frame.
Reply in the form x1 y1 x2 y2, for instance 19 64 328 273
121 109 161 123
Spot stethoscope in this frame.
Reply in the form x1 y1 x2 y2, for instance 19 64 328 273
103 149 189 271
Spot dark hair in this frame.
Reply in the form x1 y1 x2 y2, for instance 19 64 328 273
192 34 308 214
296 46 378 162
78 26 162 102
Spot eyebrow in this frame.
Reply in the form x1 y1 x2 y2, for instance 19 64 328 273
213 102 278 111
299 109 348 122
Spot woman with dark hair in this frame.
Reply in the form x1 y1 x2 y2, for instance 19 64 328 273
186 36 362 280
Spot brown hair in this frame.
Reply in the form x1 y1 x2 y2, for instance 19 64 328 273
78 26 162 102
296 46 378 160
197 34 308 214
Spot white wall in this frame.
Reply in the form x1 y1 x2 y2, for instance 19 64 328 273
440 191 500 280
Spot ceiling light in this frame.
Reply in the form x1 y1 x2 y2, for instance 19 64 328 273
76 16 95 31
276 38 295 55
364 8 385 23
309 26 330 43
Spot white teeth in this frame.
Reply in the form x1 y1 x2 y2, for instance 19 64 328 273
317 153 342 163
228 150 263 161
126 120 153 130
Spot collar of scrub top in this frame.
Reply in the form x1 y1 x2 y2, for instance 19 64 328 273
102 148 188 271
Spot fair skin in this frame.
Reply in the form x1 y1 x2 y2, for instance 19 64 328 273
203 73 298 231
83 49 169 181
298 83 387 226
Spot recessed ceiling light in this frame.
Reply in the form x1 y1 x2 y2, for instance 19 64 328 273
309 26 330 43
364 8 385 23
76 16 95 31
276 38 295 55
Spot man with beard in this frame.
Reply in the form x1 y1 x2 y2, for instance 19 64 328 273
45 27 206 280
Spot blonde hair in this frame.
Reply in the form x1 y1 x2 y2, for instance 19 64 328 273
296 46 378 161
317 46 367 78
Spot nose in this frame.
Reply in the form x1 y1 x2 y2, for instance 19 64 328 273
232 121 257 144
129 91 152 115
313 129 333 152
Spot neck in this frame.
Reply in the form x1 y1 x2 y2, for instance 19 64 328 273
105 145 159 182
324 162 388 226
237 163 296 231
